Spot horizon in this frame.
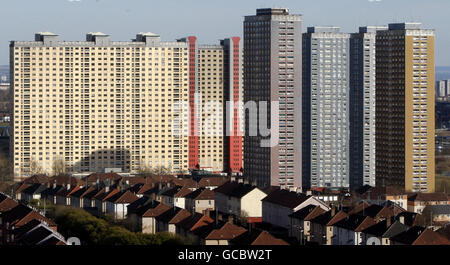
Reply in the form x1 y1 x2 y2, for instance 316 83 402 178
1 0 450 65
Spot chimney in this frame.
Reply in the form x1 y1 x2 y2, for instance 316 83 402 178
386 217 392 228
227 215 234 224
66 184 71 190
203 208 211 218
158 182 162 190
399 216 405 224
53 183 56 189
331 206 336 217
105 186 110 193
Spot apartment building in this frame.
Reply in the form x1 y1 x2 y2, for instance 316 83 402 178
243 8 303 189
375 23 435 192
302 26 350 189
349 26 387 190
11 32 243 181
179 37 243 174
435 80 450 97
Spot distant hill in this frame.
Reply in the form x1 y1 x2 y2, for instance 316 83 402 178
0 65 8 83
436 66 450 81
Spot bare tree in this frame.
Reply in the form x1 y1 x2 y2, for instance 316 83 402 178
30 158 44 176
52 156 67 177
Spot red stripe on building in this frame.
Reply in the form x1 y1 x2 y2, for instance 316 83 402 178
188 36 199 170
229 37 243 173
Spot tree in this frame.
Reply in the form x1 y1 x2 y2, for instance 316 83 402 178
52 156 67 177
30 158 44 176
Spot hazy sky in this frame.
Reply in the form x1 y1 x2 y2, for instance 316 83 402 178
1 0 449 65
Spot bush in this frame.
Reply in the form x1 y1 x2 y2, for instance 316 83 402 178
54 206 186 245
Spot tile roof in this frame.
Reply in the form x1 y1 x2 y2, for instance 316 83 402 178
262 189 310 208
333 214 376 231
0 193 19 212
23 174 49 184
408 192 449 202
422 205 450 215
155 207 191 224
12 219 42 238
230 229 289 245
326 210 349 226
49 176 85 186
184 188 214 200
39 236 66 245
171 178 198 189
361 218 393 237
197 177 228 188
119 176 146 186
56 185 82 198
17 226 54 245
288 205 317 220
382 220 409 238
390 226 426 244
415 230 450 246
141 202 172 218
176 213 214 231
106 190 139 204
94 188 119 201
86 172 122 183
214 182 260 198
205 222 247 240
41 185 65 197
15 183 30 194
127 196 155 214
2 204 56 228
305 206 327 221
310 210 333 225
161 186 194 198
361 186 405 200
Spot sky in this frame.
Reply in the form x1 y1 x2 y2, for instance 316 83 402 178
1 0 449 65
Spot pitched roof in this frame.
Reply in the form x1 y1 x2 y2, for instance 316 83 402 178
214 182 260 198
2 204 56 228
305 206 327 221
333 214 376 231
382 220 409 238
197 177 228 188
423 205 450 215
0 193 19 212
16 183 30 194
288 205 317 220
408 192 449 202
86 172 122 183
94 188 119 201
184 188 214 200
361 218 392 237
155 207 191 224
106 190 139 204
262 189 310 208
41 185 65 196
49 176 84 186
39 236 66 246
119 176 146 186
171 178 198 189
23 174 49 184
310 210 333 225
69 186 95 198
127 196 155 214
141 202 172 218
17 226 54 245
176 213 214 231
361 186 405 200
56 185 82 198
230 230 289 245
394 211 421 227
161 186 193 198
412 229 450 245
326 210 349 226
12 219 42 238
205 222 247 240
390 226 426 244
